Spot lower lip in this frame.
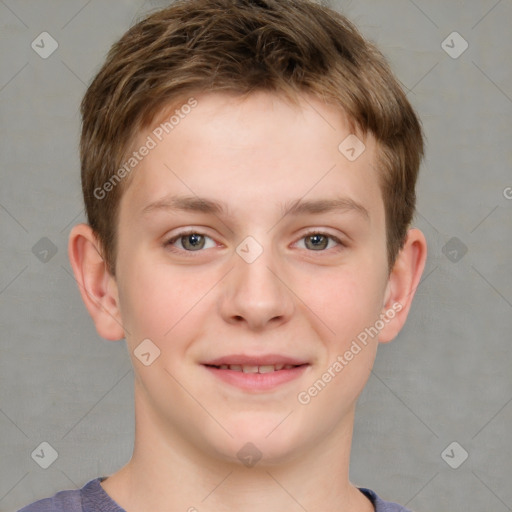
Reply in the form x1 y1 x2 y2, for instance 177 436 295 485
203 365 309 391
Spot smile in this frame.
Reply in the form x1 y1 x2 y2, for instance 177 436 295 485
202 356 310 391
206 363 301 373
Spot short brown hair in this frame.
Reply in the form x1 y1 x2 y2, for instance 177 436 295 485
80 0 423 274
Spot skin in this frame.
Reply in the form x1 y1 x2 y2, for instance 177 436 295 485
69 91 427 512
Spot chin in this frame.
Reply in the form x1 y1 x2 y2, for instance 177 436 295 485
206 415 307 467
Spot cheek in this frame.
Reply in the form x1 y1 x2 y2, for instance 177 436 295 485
304 265 386 341
116 258 216 348
295 271 384 418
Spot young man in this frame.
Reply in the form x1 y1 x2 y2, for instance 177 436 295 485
20 0 427 510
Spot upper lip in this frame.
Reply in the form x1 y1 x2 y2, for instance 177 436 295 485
202 354 309 366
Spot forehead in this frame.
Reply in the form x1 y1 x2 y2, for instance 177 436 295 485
119 91 384 227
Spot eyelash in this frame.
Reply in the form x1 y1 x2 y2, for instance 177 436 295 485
164 229 345 255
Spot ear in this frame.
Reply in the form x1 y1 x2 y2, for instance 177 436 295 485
378 228 427 343
68 223 125 341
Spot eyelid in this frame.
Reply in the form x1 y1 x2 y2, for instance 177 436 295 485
164 228 219 253
293 229 345 251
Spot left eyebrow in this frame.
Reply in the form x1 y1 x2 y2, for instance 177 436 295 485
282 197 370 221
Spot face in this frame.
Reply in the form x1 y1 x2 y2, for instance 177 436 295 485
113 91 391 464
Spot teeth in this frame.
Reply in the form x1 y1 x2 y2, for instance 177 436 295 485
242 365 259 373
216 364 298 373
258 365 276 373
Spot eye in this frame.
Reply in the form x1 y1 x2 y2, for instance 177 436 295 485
295 232 343 251
165 231 217 252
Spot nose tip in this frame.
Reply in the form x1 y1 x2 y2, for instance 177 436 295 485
219 244 294 331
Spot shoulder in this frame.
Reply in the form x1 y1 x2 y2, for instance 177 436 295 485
17 478 111 512
17 488 81 512
359 487 413 512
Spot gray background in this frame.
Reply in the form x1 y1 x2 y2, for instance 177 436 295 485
0 1 511 511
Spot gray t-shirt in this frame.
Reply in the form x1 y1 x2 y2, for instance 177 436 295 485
18 477 412 511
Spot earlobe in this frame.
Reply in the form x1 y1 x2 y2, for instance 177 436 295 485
378 228 427 343
68 223 125 341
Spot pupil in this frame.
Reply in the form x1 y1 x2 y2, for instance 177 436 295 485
184 234 204 250
307 234 327 250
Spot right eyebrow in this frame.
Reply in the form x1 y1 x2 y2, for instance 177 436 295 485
142 195 228 216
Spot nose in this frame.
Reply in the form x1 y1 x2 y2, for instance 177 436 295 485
218 242 294 331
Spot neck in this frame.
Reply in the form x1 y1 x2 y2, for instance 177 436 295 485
100 383 374 512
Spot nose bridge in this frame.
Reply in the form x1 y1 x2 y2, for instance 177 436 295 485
220 236 294 329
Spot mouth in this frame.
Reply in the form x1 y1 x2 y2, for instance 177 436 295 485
204 363 304 373
201 355 310 391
